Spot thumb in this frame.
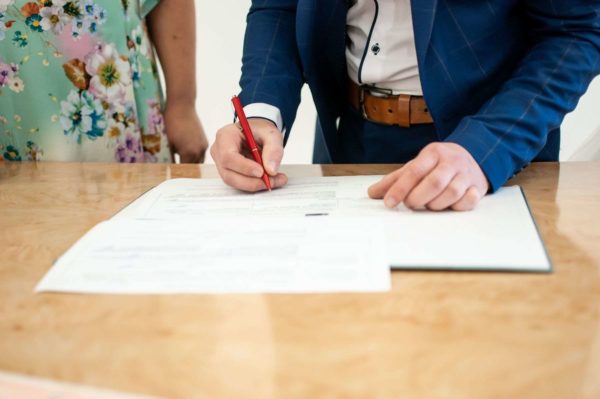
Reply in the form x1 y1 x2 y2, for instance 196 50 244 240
253 123 284 176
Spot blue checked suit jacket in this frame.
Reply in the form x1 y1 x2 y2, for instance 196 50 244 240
238 0 600 191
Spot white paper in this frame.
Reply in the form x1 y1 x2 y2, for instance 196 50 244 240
36 217 390 294
0 371 162 399
117 177 551 272
382 187 550 270
37 176 550 295
115 176 384 219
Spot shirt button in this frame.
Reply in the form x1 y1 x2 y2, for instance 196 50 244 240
371 43 381 55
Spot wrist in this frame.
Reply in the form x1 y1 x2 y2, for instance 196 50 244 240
247 117 278 129
165 93 196 109
165 98 196 112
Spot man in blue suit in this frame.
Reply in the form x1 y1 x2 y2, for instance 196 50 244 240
210 0 600 210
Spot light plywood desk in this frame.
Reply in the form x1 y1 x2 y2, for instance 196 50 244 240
1 162 599 399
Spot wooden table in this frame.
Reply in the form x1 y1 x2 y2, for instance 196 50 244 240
1 161 599 399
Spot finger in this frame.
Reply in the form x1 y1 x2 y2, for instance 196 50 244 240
255 128 284 176
219 168 266 192
404 163 457 209
213 126 265 177
270 173 288 189
451 186 483 211
219 168 288 192
169 145 176 163
222 151 265 178
383 154 438 208
214 125 245 157
181 141 207 163
426 174 470 211
178 150 201 164
368 169 403 199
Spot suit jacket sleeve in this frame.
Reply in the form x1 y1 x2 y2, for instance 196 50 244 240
445 1 600 191
239 0 304 140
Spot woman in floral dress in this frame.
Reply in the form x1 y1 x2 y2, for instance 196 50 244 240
0 0 207 163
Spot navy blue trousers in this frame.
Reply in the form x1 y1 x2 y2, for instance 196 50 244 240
313 104 560 165
313 104 439 164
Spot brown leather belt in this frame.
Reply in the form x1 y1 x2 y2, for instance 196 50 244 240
348 80 433 128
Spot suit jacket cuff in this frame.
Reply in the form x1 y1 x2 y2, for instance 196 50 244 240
444 118 520 193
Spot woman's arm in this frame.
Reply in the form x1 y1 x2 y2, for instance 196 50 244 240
147 0 208 163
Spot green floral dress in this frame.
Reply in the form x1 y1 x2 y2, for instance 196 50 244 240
0 0 171 162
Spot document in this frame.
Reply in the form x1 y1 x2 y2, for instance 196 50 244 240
36 175 550 295
116 176 384 219
36 217 390 294
118 177 552 272
0 371 163 399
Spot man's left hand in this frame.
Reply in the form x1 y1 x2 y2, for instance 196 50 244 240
368 143 489 211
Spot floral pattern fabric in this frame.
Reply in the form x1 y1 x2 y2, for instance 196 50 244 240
0 0 170 163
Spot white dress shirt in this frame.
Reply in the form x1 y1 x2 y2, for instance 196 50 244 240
346 0 423 96
245 0 423 131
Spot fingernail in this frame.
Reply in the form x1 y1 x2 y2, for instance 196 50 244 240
268 161 279 174
384 196 398 208
253 169 264 178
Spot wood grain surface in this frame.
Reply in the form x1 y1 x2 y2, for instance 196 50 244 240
1 161 599 399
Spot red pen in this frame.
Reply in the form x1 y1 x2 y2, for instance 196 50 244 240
231 95 272 191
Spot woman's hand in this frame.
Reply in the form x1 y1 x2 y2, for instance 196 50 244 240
164 102 208 163
147 0 206 162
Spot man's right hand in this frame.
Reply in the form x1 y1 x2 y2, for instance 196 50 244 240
210 119 288 192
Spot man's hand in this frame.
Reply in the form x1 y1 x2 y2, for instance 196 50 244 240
210 119 288 192
164 103 209 163
368 143 489 211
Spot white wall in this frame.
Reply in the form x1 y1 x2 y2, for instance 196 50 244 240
196 1 316 164
561 76 600 161
196 1 600 165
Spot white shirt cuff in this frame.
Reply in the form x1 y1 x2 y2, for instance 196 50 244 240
242 103 284 133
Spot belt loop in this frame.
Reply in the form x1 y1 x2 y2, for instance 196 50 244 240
397 95 411 128
359 86 369 121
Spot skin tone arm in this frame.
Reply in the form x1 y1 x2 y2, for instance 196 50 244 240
147 0 208 163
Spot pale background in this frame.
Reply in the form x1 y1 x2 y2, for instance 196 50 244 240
194 1 600 165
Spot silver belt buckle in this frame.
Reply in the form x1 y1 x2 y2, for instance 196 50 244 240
359 85 395 122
